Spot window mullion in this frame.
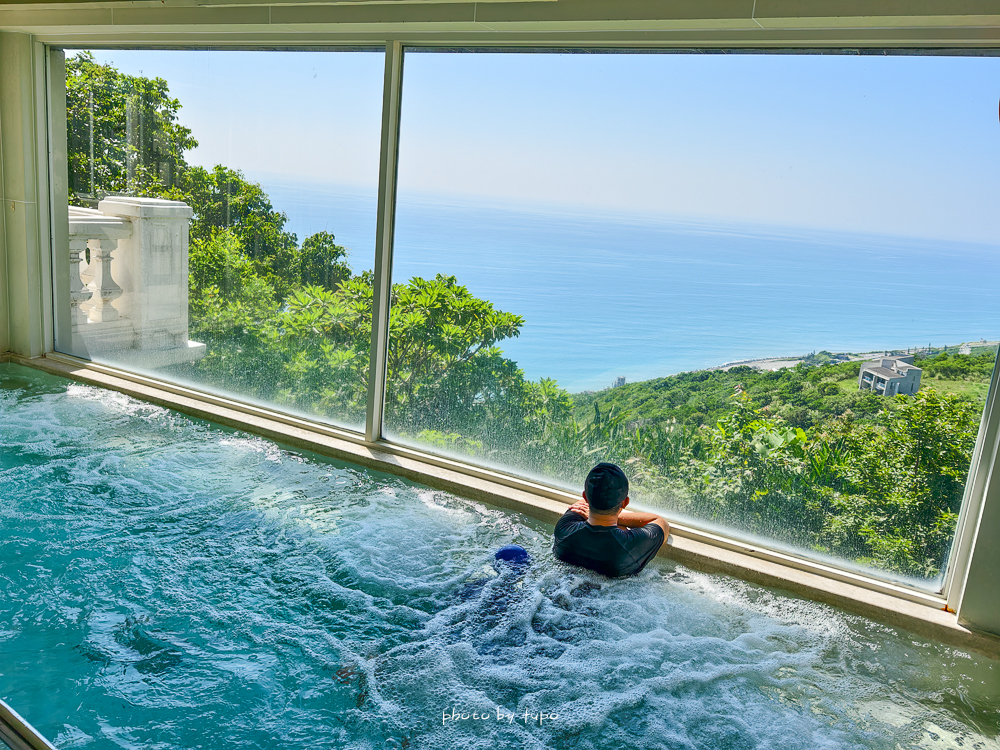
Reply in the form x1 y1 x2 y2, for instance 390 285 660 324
365 40 404 444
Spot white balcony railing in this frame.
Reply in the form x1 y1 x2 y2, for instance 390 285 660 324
68 197 206 368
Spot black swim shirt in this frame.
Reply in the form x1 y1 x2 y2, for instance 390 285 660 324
552 509 665 577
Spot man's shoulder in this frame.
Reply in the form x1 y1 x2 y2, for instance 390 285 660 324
554 509 587 538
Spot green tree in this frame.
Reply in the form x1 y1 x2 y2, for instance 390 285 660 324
66 53 300 299
917 350 997 381
687 394 825 544
382 274 524 413
184 229 285 398
189 228 256 297
298 231 353 291
179 165 300 298
66 51 196 202
823 388 978 577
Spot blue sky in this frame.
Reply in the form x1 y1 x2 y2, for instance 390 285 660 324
89 49 1000 243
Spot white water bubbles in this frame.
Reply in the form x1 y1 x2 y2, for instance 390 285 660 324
2 362 999 750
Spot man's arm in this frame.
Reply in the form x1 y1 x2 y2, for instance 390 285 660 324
564 497 670 537
617 510 670 537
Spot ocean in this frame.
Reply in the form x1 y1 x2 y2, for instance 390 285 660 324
262 179 1000 393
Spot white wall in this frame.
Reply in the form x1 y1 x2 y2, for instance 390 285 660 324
0 32 47 358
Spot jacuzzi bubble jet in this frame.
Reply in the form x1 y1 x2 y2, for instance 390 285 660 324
1 362 998 750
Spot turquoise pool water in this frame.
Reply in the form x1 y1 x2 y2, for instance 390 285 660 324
1 362 998 750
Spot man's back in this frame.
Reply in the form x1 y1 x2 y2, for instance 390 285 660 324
553 509 664 577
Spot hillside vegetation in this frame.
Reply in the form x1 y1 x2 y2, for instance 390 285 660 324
575 350 995 432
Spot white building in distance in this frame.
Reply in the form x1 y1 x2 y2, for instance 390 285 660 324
858 355 922 397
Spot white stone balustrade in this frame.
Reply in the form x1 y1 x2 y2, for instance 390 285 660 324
69 206 130 325
68 197 206 368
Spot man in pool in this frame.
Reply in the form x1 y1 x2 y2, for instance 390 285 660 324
552 462 669 577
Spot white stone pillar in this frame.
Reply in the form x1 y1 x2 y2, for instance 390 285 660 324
68 238 92 327
68 211 132 342
97 197 205 365
86 238 123 323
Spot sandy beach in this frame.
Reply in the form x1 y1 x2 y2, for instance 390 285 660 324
708 341 1000 374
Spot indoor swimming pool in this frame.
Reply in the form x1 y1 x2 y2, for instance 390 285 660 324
1 362 998 750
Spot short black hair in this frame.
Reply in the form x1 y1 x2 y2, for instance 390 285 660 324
585 463 629 511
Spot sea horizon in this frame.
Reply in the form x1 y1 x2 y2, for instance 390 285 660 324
255 176 1000 393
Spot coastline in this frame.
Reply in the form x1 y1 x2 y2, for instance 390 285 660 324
708 352 869 373
706 339 1000 374
580 340 1000 395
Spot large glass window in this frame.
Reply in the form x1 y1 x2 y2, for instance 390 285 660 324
386 51 1000 588
54 50 383 431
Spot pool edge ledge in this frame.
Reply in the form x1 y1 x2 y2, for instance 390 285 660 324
11 353 1000 661
667 534 1000 660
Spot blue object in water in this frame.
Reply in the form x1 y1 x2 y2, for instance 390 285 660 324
493 544 530 572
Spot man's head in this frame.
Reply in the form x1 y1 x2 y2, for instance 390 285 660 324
584 463 629 514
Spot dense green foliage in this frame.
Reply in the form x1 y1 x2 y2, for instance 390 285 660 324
918 350 997 381
573 358 880 430
66 52 196 199
66 53 348 302
66 55 996 581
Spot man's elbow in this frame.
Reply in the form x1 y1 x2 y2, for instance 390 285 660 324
653 517 670 537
